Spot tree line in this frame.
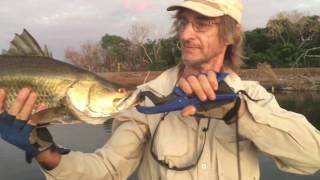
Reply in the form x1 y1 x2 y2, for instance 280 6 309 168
65 11 320 72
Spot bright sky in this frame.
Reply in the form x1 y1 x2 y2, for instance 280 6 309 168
1 0 319 60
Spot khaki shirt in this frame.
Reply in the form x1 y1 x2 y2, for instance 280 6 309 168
43 66 320 180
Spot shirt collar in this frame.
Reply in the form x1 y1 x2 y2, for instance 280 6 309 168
222 67 245 92
137 65 182 97
137 65 245 96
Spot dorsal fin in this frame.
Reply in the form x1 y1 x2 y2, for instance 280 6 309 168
2 29 52 57
20 29 45 56
43 45 52 57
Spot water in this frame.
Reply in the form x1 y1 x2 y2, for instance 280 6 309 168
0 91 319 180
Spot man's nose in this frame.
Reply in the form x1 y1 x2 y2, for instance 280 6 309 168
179 22 196 41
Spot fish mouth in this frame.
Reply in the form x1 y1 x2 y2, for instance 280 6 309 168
115 90 144 111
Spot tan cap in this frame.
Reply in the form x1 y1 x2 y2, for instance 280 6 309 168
167 0 243 24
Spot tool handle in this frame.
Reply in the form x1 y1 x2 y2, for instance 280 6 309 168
136 91 237 114
136 72 235 114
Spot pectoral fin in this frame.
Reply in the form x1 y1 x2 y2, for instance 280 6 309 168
31 106 81 126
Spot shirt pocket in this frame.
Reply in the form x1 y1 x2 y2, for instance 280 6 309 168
153 113 189 157
151 113 196 169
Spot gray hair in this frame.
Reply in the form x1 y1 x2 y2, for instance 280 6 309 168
172 11 244 70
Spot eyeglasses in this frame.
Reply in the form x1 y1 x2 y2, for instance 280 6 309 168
176 17 220 32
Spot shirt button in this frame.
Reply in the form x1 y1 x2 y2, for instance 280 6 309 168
201 163 207 169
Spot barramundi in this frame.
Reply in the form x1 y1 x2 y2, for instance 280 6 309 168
0 29 140 126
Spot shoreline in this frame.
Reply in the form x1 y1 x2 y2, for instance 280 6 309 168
98 68 320 91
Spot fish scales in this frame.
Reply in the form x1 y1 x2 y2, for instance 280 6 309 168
0 75 72 110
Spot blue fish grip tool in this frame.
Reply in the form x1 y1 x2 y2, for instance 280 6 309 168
136 72 238 114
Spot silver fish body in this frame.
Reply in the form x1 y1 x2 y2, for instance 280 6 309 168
0 55 140 126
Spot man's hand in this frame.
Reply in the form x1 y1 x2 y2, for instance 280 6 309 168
178 71 219 117
0 88 48 155
0 88 63 170
1 88 46 123
178 71 248 120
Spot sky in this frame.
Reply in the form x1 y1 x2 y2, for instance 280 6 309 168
1 0 320 60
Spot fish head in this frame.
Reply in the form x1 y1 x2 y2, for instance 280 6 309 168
113 89 143 112
86 83 128 117
66 80 142 124
87 83 143 118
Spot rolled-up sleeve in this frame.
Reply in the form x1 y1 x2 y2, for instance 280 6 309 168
238 84 320 174
42 108 148 180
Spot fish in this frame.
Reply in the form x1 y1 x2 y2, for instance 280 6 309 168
0 29 141 126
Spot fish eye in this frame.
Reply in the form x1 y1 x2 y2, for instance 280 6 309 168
118 88 127 94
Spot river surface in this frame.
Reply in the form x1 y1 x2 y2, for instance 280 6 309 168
0 91 319 180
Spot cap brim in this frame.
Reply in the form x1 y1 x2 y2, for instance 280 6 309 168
167 1 224 18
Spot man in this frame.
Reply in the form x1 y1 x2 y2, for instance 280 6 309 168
0 0 320 179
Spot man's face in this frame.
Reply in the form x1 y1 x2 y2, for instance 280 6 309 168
177 9 226 68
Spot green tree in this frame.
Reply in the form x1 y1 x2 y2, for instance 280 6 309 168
244 11 320 68
244 28 273 67
101 34 129 65
145 36 181 71
266 11 320 67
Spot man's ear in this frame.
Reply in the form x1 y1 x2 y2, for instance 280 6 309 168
235 24 241 39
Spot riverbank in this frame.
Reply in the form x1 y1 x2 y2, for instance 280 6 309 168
98 67 320 91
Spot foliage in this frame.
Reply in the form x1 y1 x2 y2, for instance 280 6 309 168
144 36 181 71
66 10 320 71
99 24 181 71
245 11 320 68
101 34 129 63
65 41 107 72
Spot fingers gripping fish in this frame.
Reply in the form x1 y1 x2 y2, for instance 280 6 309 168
0 29 141 126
